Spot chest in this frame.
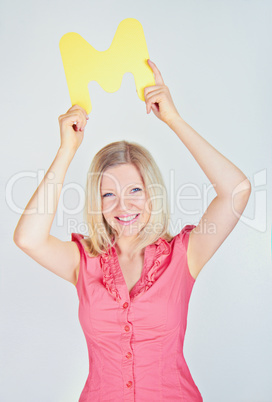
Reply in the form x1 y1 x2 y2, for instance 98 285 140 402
118 256 144 294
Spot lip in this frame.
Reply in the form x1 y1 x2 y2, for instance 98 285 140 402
117 214 136 218
114 214 140 226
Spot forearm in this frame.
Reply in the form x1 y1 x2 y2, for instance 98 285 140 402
169 116 251 197
13 147 76 248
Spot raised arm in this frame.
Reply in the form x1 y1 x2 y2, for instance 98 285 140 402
13 105 89 285
144 60 251 280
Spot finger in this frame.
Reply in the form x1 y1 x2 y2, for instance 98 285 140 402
147 60 165 86
145 88 163 100
69 104 89 120
145 92 162 114
66 110 87 131
69 111 85 126
145 88 164 113
144 85 163 99
59 108 88 132
147 100 160 115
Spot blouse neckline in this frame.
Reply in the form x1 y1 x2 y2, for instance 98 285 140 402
100 237 172 302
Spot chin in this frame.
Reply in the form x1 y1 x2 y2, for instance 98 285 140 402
107 218 148 238
116 225 143 238
116 229 140 238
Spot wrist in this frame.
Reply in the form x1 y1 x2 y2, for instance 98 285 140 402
167 114 184 130
57 146 76 161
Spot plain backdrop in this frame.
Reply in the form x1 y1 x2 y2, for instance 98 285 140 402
1 0 272 401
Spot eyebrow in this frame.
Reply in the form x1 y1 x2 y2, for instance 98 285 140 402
100 189 115 192
101 184 144 192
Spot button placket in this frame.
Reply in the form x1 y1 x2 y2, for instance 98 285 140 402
120 300 134 397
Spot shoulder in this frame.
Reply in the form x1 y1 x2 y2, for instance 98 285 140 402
71 233 85 252
170 225 197 280
172 224 196 250
71 233 101 287
71 233 97 258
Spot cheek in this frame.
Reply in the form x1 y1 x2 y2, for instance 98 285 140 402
142 197 152 214
102 198 117 215
134 198 151 218
133 197 147 209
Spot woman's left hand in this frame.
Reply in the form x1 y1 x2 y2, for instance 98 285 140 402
144 60 181 126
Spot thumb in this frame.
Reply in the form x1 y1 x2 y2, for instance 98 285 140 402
151 103 160 113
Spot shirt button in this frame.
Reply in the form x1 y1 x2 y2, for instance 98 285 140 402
124 325 130 332
123 302 129 309
126 381 133 388
126 352 132 359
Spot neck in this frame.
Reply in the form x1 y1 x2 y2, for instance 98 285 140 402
114 236 144 260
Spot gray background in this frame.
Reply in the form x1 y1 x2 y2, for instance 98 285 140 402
1 0 272 401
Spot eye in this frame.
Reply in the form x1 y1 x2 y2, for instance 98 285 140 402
102 193 114 198
131 188 142 193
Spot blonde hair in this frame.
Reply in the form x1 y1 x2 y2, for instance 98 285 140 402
83 140 173 257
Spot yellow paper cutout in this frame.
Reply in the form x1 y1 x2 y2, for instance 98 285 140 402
59 18 155 114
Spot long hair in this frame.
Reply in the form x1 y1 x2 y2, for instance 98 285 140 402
82 140 173 257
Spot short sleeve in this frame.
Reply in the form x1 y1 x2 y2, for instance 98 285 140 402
71 233 86 291
71 232 85 252
177 224 196 250
174 224 197 284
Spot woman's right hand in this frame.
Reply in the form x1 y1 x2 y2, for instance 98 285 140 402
58 105 89 152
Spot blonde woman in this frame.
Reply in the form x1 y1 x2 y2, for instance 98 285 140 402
13 60 251 401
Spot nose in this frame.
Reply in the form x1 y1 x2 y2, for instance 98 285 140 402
115 195 135 214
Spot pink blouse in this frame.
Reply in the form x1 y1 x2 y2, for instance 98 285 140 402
72 224 203 401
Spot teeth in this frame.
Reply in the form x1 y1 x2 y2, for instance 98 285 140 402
118 214 138 222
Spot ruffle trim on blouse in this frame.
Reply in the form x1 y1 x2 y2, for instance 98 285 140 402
100 250 122 302
99 237 172 301
133 237 172 298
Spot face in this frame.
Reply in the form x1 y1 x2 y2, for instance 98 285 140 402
100 164 151 239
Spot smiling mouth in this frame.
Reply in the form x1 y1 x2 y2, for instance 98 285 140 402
115 214 140 222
